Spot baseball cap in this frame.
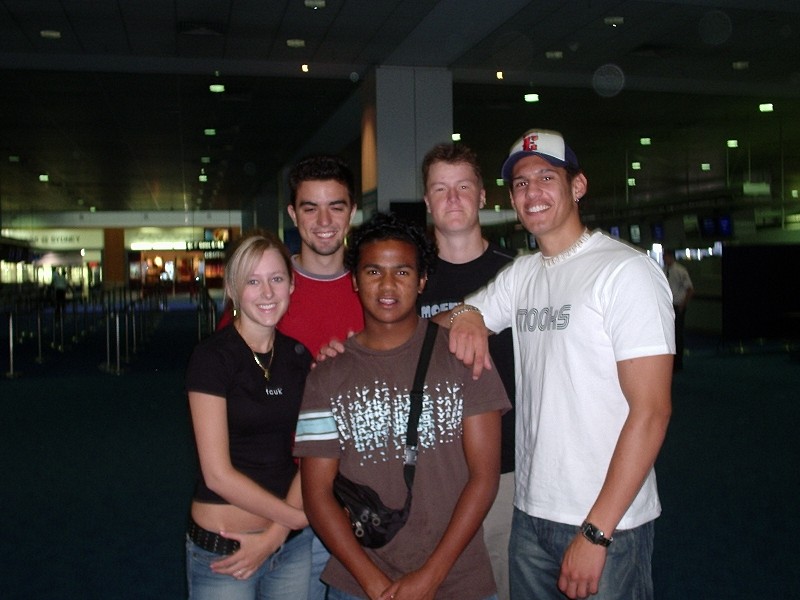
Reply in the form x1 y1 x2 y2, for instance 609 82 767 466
501 129 580 181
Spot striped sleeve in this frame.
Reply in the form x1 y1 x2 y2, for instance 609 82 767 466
295 408 338 443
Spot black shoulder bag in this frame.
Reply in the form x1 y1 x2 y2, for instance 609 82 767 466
332 321 439 548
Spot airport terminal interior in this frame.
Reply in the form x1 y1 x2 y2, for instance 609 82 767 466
1 1 799 598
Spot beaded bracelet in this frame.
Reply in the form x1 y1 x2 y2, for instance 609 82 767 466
449 304 482 326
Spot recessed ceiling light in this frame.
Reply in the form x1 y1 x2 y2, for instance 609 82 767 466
204 128 216 136
39 173 49 182
759 103 774 113
286 39 306 48
627 177 636 187
209 84 225 93
524 93 539 103
199 174 208 182
545 51 563 60
451 133 462 142
732 61 749 71
495 179 504 187
726 139 738 148
640 137 652 146
701 163 711 171
496 71 504 80
631 162 641 170
603 16 624 27
40 30 61 39
301 64 310 73
304 0 326 8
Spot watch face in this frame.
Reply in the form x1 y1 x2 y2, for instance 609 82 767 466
581 521 611 546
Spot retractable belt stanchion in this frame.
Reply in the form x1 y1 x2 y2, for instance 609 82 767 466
102 309 112 372
21 294 34 343
71 297 80 343
35 305 44 365
51 305 57 350
114 311 123 375
131 301 138 355
6 312 20 379
58 305 65 352
82 294 88 339
123 304 130 364
100 310 121 375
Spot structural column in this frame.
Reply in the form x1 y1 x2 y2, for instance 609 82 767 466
102 228 126 284
361 66 453 222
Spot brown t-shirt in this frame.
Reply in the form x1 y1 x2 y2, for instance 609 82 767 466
294 319 510 599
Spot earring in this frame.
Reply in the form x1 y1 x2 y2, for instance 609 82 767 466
575 196 581 203
232 308 238 318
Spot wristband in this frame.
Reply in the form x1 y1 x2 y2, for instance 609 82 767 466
449 304 482 327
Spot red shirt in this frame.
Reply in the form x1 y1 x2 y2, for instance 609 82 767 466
277 260 364 356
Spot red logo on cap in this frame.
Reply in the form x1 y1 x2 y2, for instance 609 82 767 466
522 134 539 152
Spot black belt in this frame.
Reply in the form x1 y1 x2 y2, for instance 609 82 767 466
187 516 303 556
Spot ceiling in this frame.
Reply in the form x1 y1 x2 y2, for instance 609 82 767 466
1 0 799 223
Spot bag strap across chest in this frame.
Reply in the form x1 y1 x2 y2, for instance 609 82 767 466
403 320 439 490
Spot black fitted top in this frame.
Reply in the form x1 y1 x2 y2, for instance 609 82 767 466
186 325 312 503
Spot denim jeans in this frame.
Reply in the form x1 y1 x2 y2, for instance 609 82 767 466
509 509 654 600
308 532 330 600
327 587 498 600
186 526 313 600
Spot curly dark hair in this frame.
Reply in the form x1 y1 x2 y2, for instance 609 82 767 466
345 212 437 278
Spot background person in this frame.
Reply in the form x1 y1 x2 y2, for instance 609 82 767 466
295 212 509 600
185 232 312 599
51 266 70 319
663 249 694 372
447 129 673 600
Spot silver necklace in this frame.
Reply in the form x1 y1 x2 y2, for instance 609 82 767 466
541 228 591 267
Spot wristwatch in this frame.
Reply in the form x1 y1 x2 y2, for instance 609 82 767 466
580 521 613 547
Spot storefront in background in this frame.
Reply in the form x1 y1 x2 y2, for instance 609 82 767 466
127 228 236 293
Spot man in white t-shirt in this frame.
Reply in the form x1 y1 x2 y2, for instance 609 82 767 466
445 129 674 600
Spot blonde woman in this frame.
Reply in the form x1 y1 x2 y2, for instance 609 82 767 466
185 232 312 599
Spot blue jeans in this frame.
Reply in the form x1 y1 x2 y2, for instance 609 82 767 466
509 509 654 600
328 587 498 600
308 532 330 600
186 526 313 599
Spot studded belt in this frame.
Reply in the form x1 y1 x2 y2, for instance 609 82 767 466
187 516 303 555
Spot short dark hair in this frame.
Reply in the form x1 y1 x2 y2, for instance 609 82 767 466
345 212 436 278
421 143 483 189
288 155 355 206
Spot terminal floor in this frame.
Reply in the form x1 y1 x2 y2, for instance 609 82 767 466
1 310 798 599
